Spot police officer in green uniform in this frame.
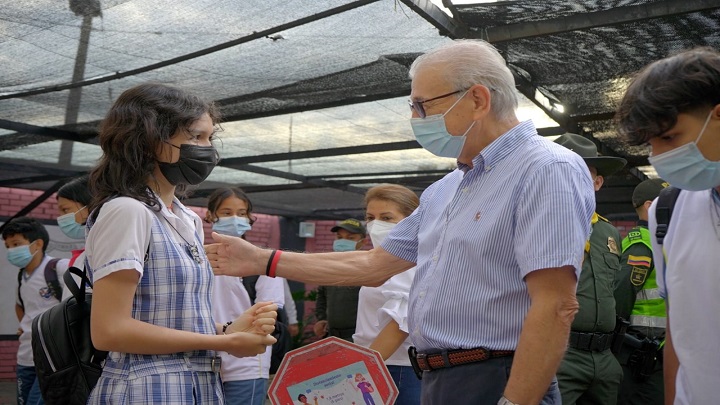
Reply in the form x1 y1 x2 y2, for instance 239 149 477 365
554 133 626 405
314 219 366 342
614 178 669 405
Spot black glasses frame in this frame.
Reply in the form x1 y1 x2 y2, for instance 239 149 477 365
408 90 463 118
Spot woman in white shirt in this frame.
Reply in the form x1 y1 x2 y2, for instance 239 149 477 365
352 184 421 405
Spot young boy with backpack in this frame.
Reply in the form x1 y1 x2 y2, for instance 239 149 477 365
3 216 69 405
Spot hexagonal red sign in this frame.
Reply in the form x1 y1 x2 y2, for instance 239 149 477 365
269 336 399 405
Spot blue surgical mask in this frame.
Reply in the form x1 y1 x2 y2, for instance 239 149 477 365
7 244 36 268
333 239 359 252
649 110 720 191
212 216 252 237
57 206 86 240
410 90 476 158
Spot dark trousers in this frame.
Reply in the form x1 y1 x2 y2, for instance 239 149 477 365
557 347 622 405
419 356 560 405
617 362 664 405
328 328 355 342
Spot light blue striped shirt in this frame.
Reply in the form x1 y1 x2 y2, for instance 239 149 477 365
382 120 595 352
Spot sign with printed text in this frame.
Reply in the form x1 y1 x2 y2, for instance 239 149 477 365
269 336 398 405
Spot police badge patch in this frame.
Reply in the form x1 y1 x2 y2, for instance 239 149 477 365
607 237 619 254
627 230 642 241
630 266 649 286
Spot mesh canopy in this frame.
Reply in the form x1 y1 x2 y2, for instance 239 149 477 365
1 0 718 217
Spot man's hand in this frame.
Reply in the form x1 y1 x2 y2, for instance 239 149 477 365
205 232 267 277
288 323 300 337
313 320 328 338
226 301 278 336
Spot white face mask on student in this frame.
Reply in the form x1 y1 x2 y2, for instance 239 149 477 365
366 220 396 247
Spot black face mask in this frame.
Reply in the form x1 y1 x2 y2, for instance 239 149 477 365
158 143 219 186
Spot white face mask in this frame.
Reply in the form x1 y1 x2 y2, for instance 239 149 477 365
366 220 396 247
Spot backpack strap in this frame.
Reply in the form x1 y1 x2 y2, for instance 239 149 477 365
44 258 63 302
17 268 24 310
655 186 681 245
64 266 94 305
242 275 260 304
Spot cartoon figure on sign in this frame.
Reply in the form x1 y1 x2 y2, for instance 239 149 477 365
353 373 375 405
297 393 318 405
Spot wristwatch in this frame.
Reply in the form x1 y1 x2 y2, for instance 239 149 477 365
498 396 521 405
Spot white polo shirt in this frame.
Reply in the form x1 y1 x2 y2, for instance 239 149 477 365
649 189 720 405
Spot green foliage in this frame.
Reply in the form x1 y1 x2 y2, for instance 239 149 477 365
290 288 320 350
291 312 321 349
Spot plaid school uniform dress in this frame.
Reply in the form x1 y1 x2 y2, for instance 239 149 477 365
87 201 223 404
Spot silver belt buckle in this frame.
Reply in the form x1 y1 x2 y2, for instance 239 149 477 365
211 356 222 373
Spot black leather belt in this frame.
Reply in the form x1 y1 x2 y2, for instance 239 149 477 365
569 331 614 352
408 346 514 380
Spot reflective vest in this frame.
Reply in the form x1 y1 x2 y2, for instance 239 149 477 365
621 226 667 329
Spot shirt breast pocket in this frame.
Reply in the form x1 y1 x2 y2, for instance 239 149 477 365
602 252 621 291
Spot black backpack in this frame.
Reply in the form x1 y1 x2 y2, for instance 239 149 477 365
17 258 62 309
31 266 107 405
654 186 682 246
242 275 292 374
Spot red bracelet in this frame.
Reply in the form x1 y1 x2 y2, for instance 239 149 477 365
266 250 282 278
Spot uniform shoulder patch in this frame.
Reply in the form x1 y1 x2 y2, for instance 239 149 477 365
627 230 642 241
627 255 651 267
630 266 649 286
607 237 620 254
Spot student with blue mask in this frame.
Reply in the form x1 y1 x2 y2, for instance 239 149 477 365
206 188 254 237
55 175 93 300
205 187 286 405
313 219 366 341
3 217 69 405
56 175 91 242
616 47 720 405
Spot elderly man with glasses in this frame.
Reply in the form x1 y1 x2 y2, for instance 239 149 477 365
207 39 595 405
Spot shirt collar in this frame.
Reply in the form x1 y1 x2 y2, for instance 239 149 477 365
457 120 537 173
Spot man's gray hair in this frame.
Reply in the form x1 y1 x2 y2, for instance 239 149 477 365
409 39 518 121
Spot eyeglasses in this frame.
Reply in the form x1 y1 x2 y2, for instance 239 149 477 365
408 90 463 119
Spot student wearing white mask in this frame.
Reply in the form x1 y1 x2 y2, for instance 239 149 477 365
205 187 285 405
353 184 421 405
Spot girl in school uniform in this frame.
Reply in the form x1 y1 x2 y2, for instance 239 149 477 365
85 83 277 404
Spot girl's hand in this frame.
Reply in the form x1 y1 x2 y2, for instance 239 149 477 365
222 331 277 358
226 301 278 335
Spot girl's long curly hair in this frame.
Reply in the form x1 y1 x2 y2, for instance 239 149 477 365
88 83 219 219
